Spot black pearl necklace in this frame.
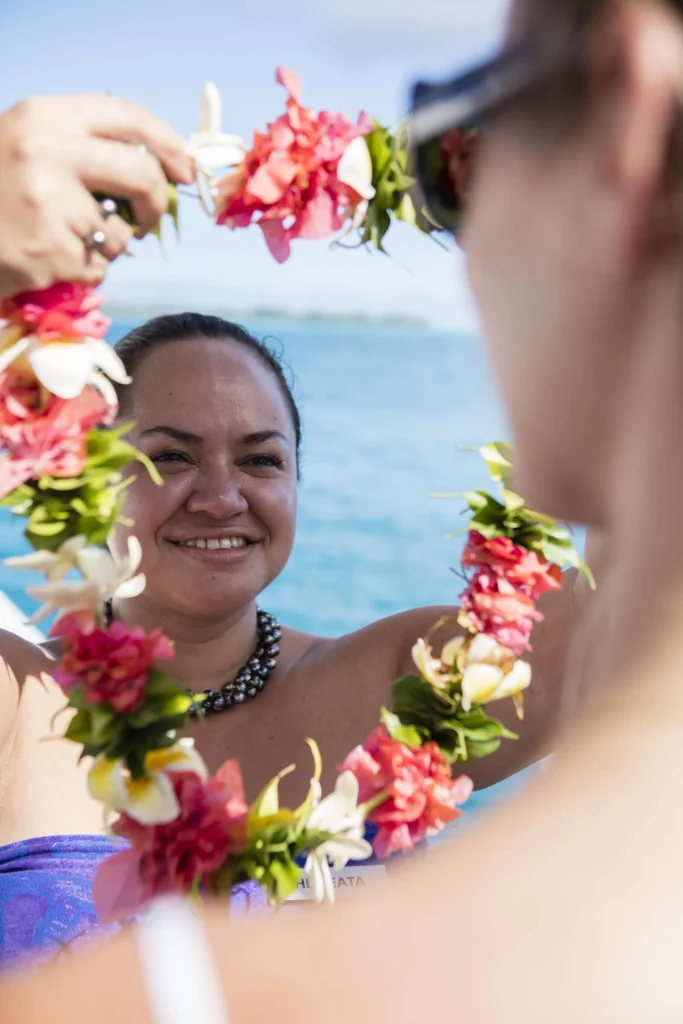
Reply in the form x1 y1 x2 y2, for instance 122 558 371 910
103 600 281 717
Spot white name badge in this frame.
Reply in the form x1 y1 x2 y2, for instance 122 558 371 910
286 864 389 905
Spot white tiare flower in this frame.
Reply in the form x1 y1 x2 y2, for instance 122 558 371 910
0 327 130 401
303 771 373 905
4 535 88 581
187 82 247 170
459 633 531 713
89 740 208 825
187 82 247 216
26 535 146 622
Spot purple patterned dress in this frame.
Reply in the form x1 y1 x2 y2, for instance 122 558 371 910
0 835 268 970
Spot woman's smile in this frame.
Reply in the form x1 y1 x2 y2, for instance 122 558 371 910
165 534 258 565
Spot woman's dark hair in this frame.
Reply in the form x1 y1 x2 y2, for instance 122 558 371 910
113 312 302 468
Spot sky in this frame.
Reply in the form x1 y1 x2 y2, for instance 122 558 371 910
1 0 509 328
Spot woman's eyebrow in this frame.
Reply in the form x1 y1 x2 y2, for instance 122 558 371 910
139 426 203 443
139 427 290 446
237 430 289 445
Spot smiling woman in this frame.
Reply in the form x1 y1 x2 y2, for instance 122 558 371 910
0 309 594 966
108 314 299 631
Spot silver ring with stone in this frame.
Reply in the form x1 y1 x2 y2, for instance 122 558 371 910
84 228 107 253
98 197 119 219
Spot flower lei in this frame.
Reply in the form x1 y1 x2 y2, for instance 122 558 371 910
130 68 445 261
0 73 590 921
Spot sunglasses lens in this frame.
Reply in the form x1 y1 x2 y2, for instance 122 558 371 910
415 127 481 237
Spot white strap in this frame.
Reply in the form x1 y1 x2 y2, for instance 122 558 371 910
135 897 230 1024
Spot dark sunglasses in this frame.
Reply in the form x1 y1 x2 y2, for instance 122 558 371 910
408 35 584 235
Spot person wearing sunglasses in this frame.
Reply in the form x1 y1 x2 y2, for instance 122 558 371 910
3 0 683 1019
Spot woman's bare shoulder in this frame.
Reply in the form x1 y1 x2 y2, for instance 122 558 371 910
289 606 456 680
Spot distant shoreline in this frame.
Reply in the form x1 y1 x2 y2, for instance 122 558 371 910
103 304 430 329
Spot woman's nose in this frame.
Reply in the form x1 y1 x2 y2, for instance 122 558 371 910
185 467 249 518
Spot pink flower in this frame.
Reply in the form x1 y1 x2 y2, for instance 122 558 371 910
54 620 174 713
217 67 372 262
0 283 110 341
462 530 562 601
460 571 543 655
0 369 112 499
340 726 472 859
93 762 248 921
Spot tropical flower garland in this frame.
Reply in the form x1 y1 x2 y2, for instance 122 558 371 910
0 74 590 920
112 68 443 261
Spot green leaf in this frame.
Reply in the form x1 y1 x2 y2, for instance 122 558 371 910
144 668 183 701
5 422 164 554
394 192 418 226
66 689 89 712
466 739 505 759
89 704 118 744
478 441 515 484
380 707 426 749
501 489 525 512
27 520 68 537
40 476 87 492
540 540 595 588
267 856 302 902
461 490 492 512
167 182 180 235
65 710 94 746
455 706 518 743
0 484 34 508
126 693 192 729
249 766 294 824
391 675 519 763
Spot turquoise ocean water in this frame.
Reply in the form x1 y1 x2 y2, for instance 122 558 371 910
0 316 538 814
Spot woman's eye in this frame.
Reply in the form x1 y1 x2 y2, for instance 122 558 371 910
242 454 284 469
151 450 190 465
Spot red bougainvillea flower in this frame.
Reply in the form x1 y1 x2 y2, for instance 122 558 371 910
0 369 113 499
54 619 174 713
340 726 472 859
460 570 543 655
216 67 374 263
0 283 110 341
93 761 249 921
462 530 562 601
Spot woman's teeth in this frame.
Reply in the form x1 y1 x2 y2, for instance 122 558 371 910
180 538 248 550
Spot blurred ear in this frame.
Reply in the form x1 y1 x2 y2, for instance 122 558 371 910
596 2 683 222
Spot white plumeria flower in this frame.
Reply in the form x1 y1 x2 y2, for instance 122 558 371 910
412 636 453 689
186 82 247 216
26 535 146 623
303 771 373 905
459 633 531 713
0 328 130 401
4 535 88 581
89 739 208 825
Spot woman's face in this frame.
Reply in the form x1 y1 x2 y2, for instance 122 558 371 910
462 18 644 526
109 337 298 623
